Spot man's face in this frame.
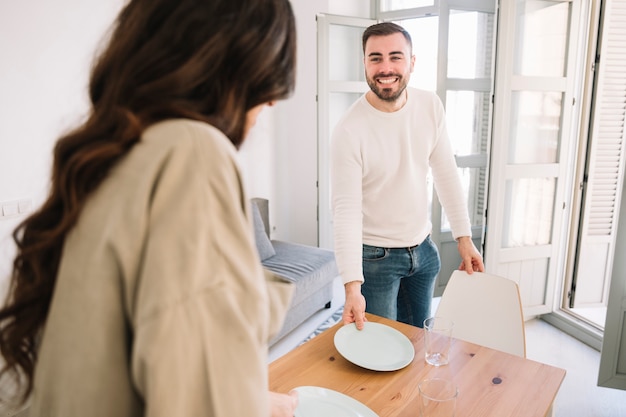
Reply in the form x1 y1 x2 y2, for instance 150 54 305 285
364 32 415 102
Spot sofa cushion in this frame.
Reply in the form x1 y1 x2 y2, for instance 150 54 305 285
252 201 276 261
262 240 338 307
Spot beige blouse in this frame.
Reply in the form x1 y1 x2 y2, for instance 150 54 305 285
29 119 293 417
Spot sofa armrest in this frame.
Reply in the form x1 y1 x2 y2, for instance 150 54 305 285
251 197 270 237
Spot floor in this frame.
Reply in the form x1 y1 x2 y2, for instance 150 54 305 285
269 276 626 417
525 318 626 417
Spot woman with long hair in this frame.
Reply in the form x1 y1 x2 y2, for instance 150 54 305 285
0 0 298 415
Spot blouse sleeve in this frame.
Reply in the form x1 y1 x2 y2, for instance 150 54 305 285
129 122 290 417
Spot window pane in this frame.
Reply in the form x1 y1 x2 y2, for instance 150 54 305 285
509 91 563 164
329 24 365 82
513 0 571 77
399 16 439 92
329 92 361 134
381 0 434 12
448 10 494 79
502 178 555 247
441 166 487 231
446 90 490 156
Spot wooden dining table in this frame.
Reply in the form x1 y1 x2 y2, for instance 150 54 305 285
269 313 566 417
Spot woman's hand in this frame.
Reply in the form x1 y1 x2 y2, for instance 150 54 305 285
269 390 299 417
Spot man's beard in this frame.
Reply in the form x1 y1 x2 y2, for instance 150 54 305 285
366 73 408 102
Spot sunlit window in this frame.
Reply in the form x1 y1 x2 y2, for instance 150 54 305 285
503 178 555 247
401 16 439 92
399 11 492 233
380 0 435 12
514 1 570 77
509 91 563 164
329 25 365 82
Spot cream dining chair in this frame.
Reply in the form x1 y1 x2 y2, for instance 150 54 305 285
435 270 558 415
434 270 526 358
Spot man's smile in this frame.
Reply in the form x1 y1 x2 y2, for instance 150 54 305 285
376 75 400 85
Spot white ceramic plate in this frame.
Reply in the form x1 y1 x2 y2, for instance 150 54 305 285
293 386 379 417
334 322 415 371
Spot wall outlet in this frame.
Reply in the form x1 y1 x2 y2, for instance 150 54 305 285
1 198 32 219
2 202 18 217
17 199 32 213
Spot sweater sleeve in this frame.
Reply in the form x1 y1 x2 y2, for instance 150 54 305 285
130 121 290 417
331 123 365 285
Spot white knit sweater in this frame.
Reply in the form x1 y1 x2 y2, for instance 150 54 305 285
330 87 472 284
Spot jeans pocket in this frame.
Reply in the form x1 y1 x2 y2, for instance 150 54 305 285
362 245 388 261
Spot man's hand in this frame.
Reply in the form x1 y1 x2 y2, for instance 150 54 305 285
457 236 485 273
342 281 367 330
269 390 298 417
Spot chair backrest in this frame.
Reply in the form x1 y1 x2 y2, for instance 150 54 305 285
435 270 526 357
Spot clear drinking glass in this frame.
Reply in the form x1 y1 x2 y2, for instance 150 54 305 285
418 378 458 417
423 317 454 366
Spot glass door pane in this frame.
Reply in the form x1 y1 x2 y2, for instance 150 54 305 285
329 25 367 82
380 0 435 12
443 90 491 230
503 177 556 247
446 90 490 155
448 10 494 79
401 16 439 92
508 91 563 164
514 1 571 77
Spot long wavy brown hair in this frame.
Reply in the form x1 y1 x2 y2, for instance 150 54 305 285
0 0 296 403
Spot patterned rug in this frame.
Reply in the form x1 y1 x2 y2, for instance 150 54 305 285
299 306 344 346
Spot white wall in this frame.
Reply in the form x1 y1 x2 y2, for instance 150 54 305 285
271 1 330 246
0 0 125 294
0 1 369 291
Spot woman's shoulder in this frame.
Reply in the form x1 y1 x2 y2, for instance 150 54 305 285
144 119 233 152
141 119 238 169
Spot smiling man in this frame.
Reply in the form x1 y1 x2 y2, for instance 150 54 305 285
364 28 412 106
330 22 484 331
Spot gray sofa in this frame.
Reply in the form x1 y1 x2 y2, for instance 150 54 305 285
251 198 338 346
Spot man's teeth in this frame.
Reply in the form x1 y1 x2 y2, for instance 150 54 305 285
378 78 397 84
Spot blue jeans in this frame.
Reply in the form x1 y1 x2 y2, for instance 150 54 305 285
361 235 441 328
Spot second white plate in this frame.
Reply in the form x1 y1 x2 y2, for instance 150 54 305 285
293 386 378 417
334 322 415 371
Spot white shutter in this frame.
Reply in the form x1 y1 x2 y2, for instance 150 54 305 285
573 0 626 308
598 0 626 391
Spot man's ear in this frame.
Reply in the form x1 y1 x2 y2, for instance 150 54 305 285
410 54 416 73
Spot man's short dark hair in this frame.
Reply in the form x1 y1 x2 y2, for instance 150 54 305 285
362 22 413 53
